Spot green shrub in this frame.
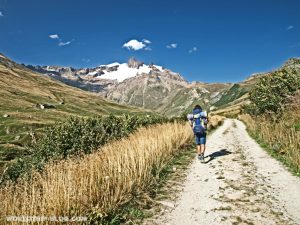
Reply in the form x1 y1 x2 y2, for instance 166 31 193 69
294 124 300 131
245 68 300 116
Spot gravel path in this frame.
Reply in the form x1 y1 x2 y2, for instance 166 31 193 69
145 119 300 225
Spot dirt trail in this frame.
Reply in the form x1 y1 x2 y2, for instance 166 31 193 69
145 119 300 225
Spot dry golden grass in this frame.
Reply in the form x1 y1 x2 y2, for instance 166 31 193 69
238 114 256 131
211 96 250 118
0 122 193 223
239 103 300 173
207 115 225 130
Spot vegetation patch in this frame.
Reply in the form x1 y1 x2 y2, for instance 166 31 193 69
239 67 300 176
239 113 300 176
1 114 167 183
244 68 300 116
92 144 195 225
214 84 248 108
0 122 193 224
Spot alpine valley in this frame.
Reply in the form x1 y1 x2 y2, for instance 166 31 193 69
26 57 232 117
26 57 300 117
1 52 299 179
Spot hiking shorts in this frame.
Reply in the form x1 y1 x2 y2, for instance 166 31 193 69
195 133 206 145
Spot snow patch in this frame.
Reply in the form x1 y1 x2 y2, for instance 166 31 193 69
99 63 151 82
45 66 57 72
88 71 98 76
106 62 120 67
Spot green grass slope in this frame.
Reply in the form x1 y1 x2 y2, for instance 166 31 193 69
211 58 300 117
0 54 144 169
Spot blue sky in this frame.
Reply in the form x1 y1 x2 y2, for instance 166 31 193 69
0 0 299 82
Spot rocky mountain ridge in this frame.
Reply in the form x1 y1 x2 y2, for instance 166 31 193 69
25 56 300 116
27 57 227 116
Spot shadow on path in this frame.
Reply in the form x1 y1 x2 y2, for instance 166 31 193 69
205 149 232 163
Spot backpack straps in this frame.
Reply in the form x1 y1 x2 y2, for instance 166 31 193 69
193 113 201 119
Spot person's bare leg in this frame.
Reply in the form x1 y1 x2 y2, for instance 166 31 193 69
197 145 201 155
200 144 206 155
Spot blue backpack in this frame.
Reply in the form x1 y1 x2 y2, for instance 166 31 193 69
192 108 206 135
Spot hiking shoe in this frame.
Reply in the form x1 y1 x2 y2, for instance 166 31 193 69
197 154 202 160
200 154 205 163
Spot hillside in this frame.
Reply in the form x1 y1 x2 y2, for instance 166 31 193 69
31 57 300 117
23 56 300 117
27 58 231 117
0 54 143 169
211 57 300 116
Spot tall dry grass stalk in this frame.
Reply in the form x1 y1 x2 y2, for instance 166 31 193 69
0 122 193 223
239 108 300 173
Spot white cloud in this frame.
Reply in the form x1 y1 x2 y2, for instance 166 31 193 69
188 46 198 53
122 38 152 51
0 11 3 17
58 41 71 46
49 34 59 39
123 39 146 51
286 25 294 30
49 34 73 47
166 43 178 49
82 58 91 63
143 39 151 44
144 46 152 51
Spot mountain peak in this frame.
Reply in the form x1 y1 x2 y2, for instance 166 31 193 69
0 53 7 59
0 53 19 68
127 57 144 69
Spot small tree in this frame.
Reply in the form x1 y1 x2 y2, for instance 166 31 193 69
246 68 299 116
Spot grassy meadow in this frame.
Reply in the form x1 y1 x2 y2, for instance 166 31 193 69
0 122 193 224
0 61 144 174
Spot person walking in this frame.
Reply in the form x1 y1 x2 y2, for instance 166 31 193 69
187 105 208 163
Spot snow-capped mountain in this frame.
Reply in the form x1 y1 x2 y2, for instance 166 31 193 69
26 58 187 94
28 57 165 83
23 56 300 116
26 58 226 116
86 61 164 82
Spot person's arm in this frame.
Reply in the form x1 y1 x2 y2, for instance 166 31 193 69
204 115 209 125
200 112 207 122
200 112 208 130
187 114 193 127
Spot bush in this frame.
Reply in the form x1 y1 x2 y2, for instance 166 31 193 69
245 68 300 116
1 114 168 183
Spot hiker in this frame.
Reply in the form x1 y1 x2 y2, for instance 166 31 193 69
187 105 208 162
